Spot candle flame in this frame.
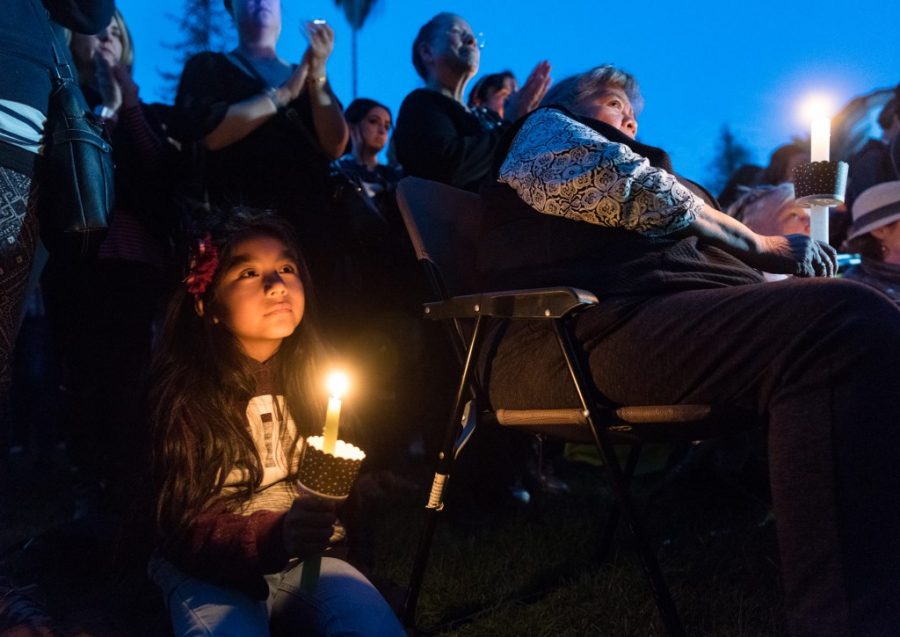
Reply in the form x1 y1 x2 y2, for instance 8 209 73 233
326 371 350 399
800 94 834 122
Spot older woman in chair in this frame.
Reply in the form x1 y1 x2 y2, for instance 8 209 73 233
479 64 900 637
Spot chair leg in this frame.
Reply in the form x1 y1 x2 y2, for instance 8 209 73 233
553 321 686 637
402 316 486 628
596 442 642 564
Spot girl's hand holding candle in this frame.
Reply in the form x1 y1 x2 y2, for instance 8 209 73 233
282 496 337 559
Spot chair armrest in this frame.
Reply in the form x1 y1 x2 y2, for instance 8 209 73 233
424 287 598 320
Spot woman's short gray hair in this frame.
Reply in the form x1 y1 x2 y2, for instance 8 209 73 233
541 65 643 116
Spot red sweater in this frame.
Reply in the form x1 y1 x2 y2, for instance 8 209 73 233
165 360 301 599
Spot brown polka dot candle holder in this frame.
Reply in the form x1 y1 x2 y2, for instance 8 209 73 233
297 436 366 501
792 160 849 207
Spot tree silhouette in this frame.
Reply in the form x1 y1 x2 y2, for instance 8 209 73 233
158 0 234 100
334 0 380 99
707 124 754 196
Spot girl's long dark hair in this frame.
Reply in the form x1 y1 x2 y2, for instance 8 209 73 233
147 210 328 548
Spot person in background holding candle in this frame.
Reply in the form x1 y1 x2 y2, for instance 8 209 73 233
842 181 900 306
146 210 403 636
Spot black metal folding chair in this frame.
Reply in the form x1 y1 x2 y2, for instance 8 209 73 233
395 176 759 636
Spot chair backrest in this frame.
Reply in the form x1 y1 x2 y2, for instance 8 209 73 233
395 177 484 299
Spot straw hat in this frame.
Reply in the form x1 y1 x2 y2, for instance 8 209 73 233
847 180 900 240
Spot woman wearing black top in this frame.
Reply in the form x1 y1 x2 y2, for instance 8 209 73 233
171 0 348 279
393 12 551 192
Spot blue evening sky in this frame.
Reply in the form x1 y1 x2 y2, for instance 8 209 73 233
117 0 899 185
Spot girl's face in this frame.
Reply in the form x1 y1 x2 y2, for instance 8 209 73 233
213 235 304 362
71 15 125 66
352 106 391 155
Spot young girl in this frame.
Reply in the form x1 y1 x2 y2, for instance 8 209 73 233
146 210 404 636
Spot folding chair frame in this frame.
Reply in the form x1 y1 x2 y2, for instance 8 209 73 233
394 177 758 636
402 287 687 637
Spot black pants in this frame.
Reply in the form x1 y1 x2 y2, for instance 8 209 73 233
487 277 900 637
0 167 38 448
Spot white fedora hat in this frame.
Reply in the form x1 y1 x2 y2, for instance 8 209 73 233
847 180 900 240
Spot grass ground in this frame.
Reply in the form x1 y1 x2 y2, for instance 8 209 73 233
1 440 784 636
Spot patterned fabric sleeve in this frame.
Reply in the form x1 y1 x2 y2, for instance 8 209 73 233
498 109 702 237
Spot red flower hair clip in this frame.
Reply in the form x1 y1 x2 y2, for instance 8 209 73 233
185 233 219 298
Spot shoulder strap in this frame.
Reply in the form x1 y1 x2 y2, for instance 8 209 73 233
26 0 74 83
227 49 268 88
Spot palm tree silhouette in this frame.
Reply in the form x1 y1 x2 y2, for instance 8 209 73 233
334 0 379 99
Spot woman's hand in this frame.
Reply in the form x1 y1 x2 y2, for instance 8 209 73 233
751 234 838 277
94 50 123 112
277 63 310 105
505 60 552 122
302 21 335 79
282 496 338 559
111 63 140 109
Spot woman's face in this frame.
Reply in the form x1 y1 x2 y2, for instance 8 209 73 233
352 106 391 155
872 220 900 264
484 77 517 119
212 235 305 362
70 15 124 66
425 15 479 80
775 203 811 236
232 0 282 32
581 88 638 138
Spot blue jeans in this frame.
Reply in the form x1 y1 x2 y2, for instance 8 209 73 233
148 552 405 636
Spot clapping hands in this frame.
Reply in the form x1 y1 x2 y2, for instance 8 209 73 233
94 50 139 112
302 20 335 78
505 60 552 122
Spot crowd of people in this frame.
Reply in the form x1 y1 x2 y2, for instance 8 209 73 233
3 2 900 635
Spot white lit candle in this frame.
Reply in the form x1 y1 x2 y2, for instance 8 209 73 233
810 116 830 163
803 95 833 244
322 371 349 455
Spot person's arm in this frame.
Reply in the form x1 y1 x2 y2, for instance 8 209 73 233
44 0 113 34
202 92 284 151
678 204 836 277
499 108 700 236
301 22 348 159
203 67 310 151
500 108 836 276
172 53 308 151
166 502 290 599
166 496 336 599
395 91 502 188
